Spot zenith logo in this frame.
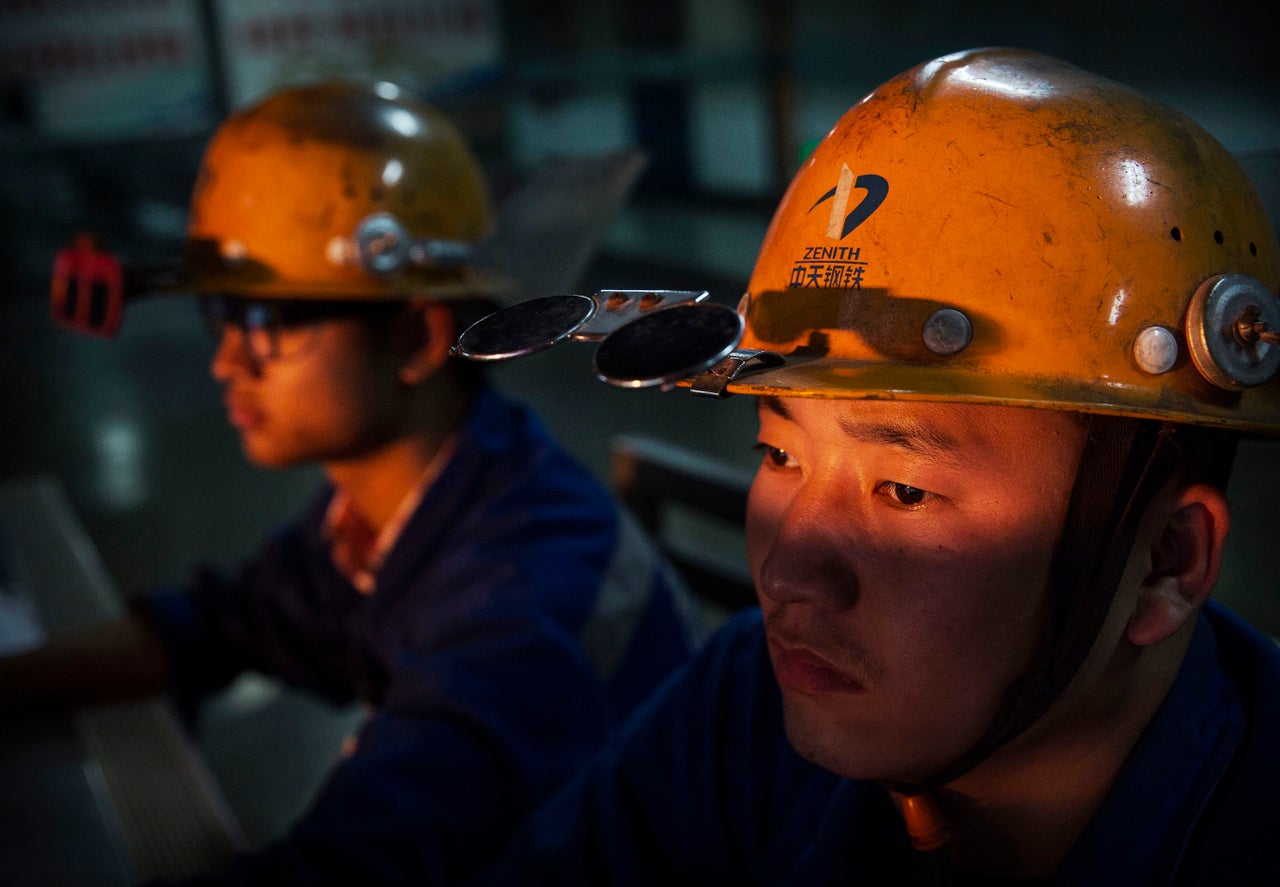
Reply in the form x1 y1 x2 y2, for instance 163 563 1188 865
808 164 888 240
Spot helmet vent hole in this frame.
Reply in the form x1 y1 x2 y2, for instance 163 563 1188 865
1213 230 1224 245
1170 226 1182 241
1250 242 1258 256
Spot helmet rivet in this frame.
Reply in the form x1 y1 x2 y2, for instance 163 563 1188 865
1133 325 1178 374
1186 273 1280 390
220 239 247 263
922 308 972 356
326 236 355 267
355 212 411 275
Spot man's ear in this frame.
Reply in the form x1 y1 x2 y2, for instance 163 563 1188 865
1126 483 1231 647
398 301 456 386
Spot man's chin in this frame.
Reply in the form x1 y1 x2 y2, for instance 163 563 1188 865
781 701 867 778
779 703 933 784
240 443 302 470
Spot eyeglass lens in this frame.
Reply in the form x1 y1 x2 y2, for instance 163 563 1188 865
199 296 295 362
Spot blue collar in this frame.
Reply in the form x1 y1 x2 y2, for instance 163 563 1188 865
1056 609 1243 885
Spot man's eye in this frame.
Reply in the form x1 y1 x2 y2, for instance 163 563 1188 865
879 481 930 507
754 443 795 469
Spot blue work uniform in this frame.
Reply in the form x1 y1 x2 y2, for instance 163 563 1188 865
473 602 1280 885
137 386 700 885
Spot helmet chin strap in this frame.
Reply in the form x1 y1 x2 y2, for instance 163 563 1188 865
886 415 1182 798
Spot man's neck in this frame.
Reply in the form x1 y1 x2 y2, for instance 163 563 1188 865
933 628 1191 877
324 383 474 530
325 430 456 532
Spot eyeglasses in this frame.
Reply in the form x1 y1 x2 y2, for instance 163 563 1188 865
199 295 398 363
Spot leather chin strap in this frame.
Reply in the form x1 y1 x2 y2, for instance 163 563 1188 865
888 415 1182 797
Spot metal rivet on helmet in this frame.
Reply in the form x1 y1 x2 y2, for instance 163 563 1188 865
1132 326 1179 375
922 308 973 356
220 239 247 263
1185 273 1280 390
355 212 412 276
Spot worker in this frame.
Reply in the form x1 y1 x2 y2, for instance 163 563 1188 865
3 81 699 885
463 48 1280 884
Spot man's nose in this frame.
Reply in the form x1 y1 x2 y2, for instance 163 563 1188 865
752 484 859 610
209 326 260 380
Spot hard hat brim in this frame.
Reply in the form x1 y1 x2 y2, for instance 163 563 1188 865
714 356 1280 435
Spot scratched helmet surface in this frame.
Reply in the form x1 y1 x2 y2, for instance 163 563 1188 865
731 48 1280 433
185 80 493 300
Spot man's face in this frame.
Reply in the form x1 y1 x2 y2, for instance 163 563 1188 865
208 302 406 468
747 396 1086 784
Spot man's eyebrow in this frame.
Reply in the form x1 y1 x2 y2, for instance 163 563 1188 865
759 396 791 420
759 396 967 461
836 416 964 461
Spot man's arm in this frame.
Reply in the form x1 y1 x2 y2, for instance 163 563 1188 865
0 611 169 711
145 602 615 886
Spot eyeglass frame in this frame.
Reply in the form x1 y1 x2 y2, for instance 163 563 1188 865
198 294 406 363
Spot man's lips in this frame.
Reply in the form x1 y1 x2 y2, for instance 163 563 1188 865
223 393 263 430
768 638 866 696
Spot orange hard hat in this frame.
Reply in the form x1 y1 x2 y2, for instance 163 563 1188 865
727 47 1280 433
184 80 498 300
